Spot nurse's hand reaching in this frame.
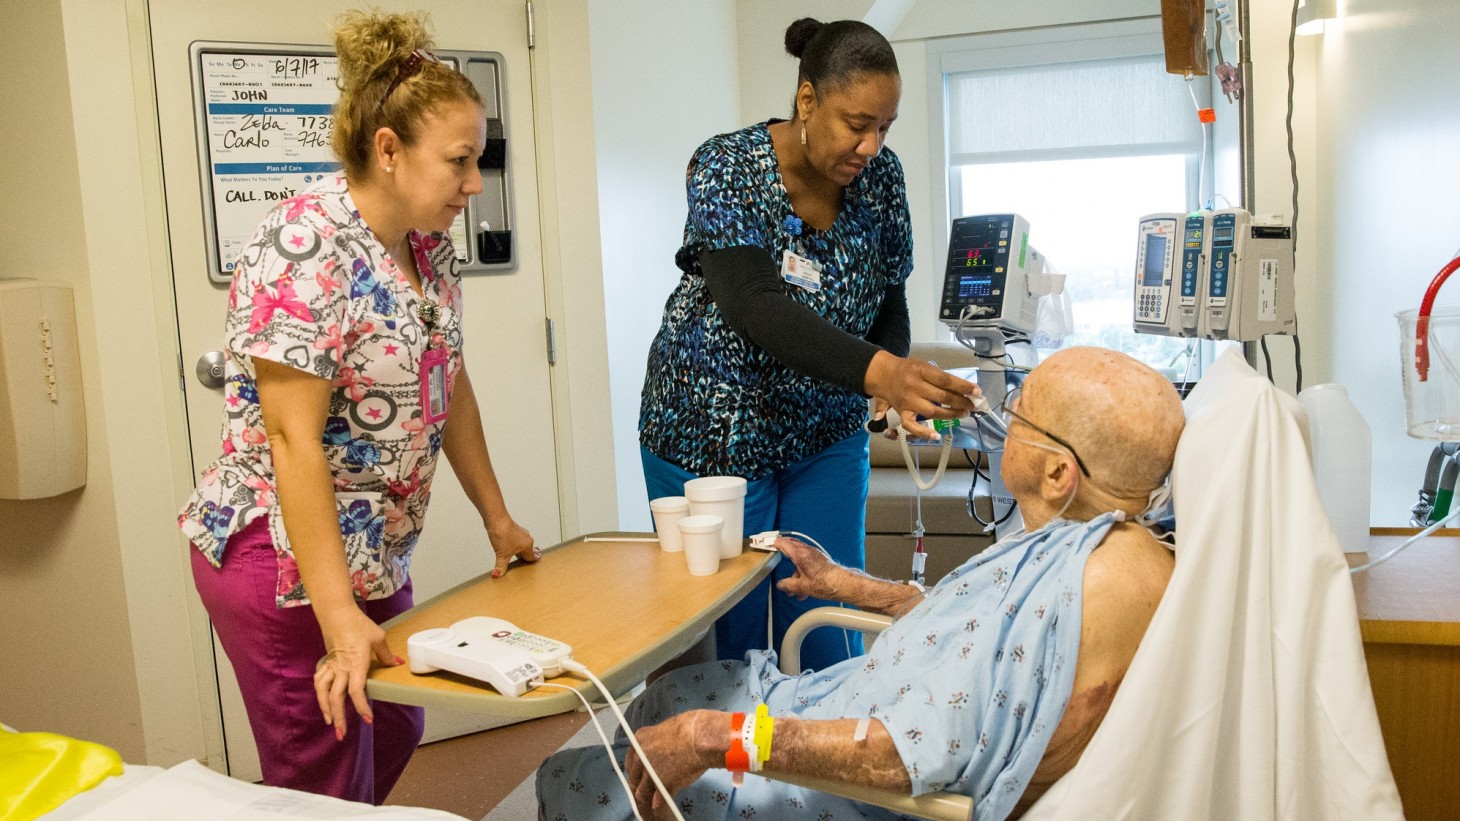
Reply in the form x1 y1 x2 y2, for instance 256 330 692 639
864 351 978 425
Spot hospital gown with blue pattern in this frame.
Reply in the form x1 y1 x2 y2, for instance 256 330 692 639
537 514 1121 821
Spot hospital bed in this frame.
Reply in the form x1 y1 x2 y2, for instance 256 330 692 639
15 754 466 820
766 349 1404 820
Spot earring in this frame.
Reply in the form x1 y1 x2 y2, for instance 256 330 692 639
385 164 394 173
800 125 807 146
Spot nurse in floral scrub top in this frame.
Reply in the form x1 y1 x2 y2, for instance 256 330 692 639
178 9 534 803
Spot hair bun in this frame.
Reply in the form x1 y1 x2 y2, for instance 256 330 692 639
784 17 824 59
334 9 433 90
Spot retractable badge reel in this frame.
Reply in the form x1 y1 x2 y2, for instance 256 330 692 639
417 298 450 424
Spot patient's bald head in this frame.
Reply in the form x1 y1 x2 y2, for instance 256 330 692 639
1014 347 1184 513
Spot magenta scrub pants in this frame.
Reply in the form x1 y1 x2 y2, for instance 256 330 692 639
190 516 424 803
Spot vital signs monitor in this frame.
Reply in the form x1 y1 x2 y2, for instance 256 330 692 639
939 213 1037 334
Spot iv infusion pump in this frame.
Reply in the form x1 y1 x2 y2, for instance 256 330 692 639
1133 213 1183 336
939 213 1041 334
1131 208 1295 342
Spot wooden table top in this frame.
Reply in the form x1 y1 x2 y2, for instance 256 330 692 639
367 532 780 717
1350 530 1460 646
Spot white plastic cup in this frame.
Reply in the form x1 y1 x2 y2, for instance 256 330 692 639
678 514 724 575
684 476 747 559
648 496 690 552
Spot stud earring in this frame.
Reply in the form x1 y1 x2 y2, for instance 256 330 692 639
386 164 394 173
800 126 807 146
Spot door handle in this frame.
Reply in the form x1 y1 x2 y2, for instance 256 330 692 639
195 351 227 389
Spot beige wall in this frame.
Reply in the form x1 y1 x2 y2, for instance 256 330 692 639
0 0 147 761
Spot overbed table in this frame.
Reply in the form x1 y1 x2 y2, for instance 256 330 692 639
367 532 779 717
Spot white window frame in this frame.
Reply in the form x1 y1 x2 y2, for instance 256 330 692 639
925 18 1233 380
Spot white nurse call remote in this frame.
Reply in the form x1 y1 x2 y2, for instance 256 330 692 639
451 616 575 677
406 626 544 697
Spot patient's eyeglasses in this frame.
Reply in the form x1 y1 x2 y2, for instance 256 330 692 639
998 387 1091 477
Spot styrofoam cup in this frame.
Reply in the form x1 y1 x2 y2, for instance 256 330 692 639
678 514 724 575
684 476 747 559
649 496 690 552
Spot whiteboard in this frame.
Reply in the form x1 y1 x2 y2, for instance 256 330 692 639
191 42 507 284
192 44 341 283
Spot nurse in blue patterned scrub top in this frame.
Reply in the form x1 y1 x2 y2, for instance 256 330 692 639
638 18 979 669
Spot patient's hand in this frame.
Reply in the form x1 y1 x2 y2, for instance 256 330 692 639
776 537 846 601
625 710 722 820
778 537 924 618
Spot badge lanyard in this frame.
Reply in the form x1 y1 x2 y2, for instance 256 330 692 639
417 298 450 424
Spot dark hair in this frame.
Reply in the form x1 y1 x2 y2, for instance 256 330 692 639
784 18 898 94
331 9 483 179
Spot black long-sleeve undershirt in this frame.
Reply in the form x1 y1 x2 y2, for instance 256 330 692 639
699 245 911 395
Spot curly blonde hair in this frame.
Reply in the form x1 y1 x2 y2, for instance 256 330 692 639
331 9 482 178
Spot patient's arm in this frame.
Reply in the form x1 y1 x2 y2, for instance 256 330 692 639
775 537 922 618
1014 522 1173 815
624 709 909 819
762 716 911 789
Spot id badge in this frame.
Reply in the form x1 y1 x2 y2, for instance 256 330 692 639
420 347 451 424
781 249 823 292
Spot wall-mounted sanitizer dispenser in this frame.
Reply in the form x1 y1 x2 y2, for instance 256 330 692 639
0 279 86 499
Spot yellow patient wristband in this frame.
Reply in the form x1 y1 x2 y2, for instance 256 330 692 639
725 704 775 785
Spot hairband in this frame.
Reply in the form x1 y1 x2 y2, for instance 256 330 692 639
382 49 440 103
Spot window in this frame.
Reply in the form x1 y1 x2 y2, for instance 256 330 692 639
933 24 1227 381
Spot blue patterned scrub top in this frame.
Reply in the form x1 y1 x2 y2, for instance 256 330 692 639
638 121 914 479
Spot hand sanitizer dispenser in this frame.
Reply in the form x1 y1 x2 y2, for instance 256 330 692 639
0 279 87 499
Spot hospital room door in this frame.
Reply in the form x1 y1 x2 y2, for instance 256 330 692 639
148 0 562 780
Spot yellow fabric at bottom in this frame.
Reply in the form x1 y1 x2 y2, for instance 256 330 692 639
0 728 124 821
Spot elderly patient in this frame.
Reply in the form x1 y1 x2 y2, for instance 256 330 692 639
538 347 1184 821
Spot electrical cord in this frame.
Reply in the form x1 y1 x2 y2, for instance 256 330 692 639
967 420 1016 531
1179 339 1198 397
1260 334 1275 383
1350 508 1460 574
1293 331 1304 392
1257 332 1304 392
558 660 686 821
1286 0 1300 252
537 682 649 821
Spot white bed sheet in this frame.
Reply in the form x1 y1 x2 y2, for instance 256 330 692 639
41 760 467 821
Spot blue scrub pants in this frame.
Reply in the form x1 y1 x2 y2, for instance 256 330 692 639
641 432 869 672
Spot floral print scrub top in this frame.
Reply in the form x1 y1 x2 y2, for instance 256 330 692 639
178 173 463 608
639 120 914 479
